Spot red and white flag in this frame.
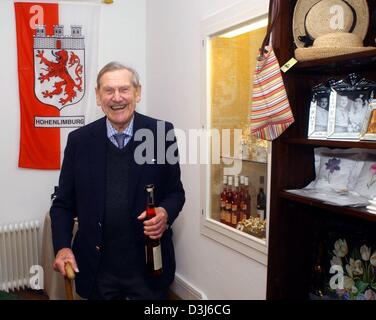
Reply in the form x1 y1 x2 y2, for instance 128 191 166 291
15 2 101 169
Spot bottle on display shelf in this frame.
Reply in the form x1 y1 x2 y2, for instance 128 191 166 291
225 176 233 225
239 176 247 221
231 176 241 227
220 175 228 224
257 176 266 221
239 175 245 193
260 175 265 188
145 184 163 276
244 176 251 219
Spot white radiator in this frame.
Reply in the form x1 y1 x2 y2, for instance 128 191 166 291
0 221 40 292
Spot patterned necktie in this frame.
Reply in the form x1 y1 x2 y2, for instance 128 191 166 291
114 133 126 149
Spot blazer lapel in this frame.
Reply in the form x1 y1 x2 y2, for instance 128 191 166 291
88 117 107 222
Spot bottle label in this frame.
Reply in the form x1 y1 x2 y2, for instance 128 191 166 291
153 245 163 271
257 209 265 221
231 214 237 225
220 210 225 221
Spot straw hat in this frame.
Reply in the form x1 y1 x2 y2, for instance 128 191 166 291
294 32 375 61
293 0 369 48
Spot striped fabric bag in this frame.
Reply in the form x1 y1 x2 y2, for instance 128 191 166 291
250 0 294 141
250 46 294 140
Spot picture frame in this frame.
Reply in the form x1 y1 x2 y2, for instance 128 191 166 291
327 74 376 140
308 82 331 139
361 100 376 140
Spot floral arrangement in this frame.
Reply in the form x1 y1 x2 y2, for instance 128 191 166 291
329 239 376 300
236 216 266 239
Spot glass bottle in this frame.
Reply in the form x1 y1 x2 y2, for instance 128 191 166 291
220 175 228 224
225 176 233 225
145 184 163 276
244 176 251 219
231 176 241 227
257 187 266 221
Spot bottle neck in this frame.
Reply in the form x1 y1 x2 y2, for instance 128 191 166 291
228 177 233 191
146 189 156 218
146 204 156 218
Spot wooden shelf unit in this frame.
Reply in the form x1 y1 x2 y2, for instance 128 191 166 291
292 49 376 74
267 0 376 300
279 191 376 223
282 138 376 149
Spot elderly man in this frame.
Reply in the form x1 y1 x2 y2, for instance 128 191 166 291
50 61 185 300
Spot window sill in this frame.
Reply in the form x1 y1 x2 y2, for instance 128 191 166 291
200 217 268 265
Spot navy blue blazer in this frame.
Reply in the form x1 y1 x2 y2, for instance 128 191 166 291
50 112 185 298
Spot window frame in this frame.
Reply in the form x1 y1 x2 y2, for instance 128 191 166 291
200 0 271 265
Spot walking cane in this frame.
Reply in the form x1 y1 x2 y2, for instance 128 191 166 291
64 262 75 300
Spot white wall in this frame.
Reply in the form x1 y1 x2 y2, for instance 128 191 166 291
146 0 268 299
0 0 146 226
99 0 147 114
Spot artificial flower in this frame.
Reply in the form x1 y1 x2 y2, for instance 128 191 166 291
370 251 376 267
328 238 376 300
353 259 364 276
344 276 355 291
331 256 343 267
365 289 376 300
360 244 371 261
333 239 348 257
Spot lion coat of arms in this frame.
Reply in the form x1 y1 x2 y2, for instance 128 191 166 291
33 25 85 109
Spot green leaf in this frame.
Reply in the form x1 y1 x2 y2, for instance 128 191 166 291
349 292 357 300
355 280 369 294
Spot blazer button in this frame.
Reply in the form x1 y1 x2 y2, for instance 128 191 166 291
95 245 101 251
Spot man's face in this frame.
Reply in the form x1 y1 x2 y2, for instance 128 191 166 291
96 69 141 131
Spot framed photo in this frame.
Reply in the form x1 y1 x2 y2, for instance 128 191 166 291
361 100 376 140
327 74 376 140
308 83 331 139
